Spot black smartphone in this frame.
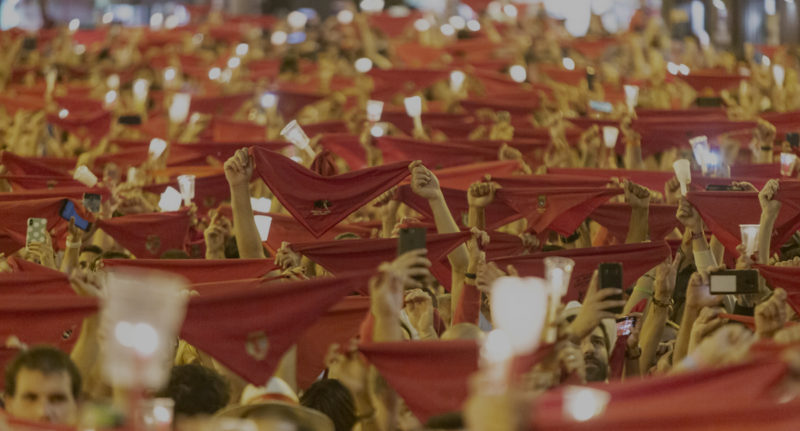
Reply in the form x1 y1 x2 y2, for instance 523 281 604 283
60 199 91 231
787 133 799 149
705 184 735 191
709 269 759 295
397 227 426 256
616 316 636 336
599 262 624 314
83 193 101 213
118 115 142 125
22 37 37 51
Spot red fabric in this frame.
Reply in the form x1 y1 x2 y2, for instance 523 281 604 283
0 94 46 114
211 117 267 143
0 198 87 255
0 187 108 202
367 12 421 37
688 190 800 258
310 149 339 176
169 141 291 166
143 173 229 211
103 258 277 284
367 68 449 100
317 133 367 170
448 137 549 156
271 89 325 119
469 69 528 95
417 160 523 190
394 185 522 230
47 109 112 142
251 147 410 237
181 271 373 385
730 163 781 178
496 187 623 235
532 359 795 431
189 93 252 116
0 271 73 296
590 203 681 242
393 42 446 68
296 296 370 390
1 151 72 177
774 180 800 212
492 241 671 303
359 340 479 423
212 212 372 256
0 295 97 355
453 281 481 325
376 136 500 169
539 65 587 86
459 96 540 120
96 211 191 258
631 118 756 157
0 175 83 190
300 120 349 138
493 174 610 189
547 167 675 193
568 37 618 60
756 265 800 314
290 231 471 286
379 110 478 137
680 72 747 93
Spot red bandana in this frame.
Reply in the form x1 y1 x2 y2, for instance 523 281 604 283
492 241 671 302
103 258 277 284
290 231 471 286
0 152 72 177
0 175 83 190
296 296 370 390
367 68 449 101
243 212 372 256
394 185 522 230
0 295 97 355
680 71 748 93
547 168 675 193
96 211 191 258
756 265 800 314
181 271 373 385
0 197 88 254
410 160 523 190
589 203 681 243
317 134 367 170
0 270 72 296
496 187 623 235
359 340 479 424
251 147 410 237
376 137 498 169
189 93 252 116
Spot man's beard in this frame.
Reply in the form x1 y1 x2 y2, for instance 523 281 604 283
584 354 608 382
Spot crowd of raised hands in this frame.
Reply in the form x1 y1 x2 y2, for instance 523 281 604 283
4 3 800 430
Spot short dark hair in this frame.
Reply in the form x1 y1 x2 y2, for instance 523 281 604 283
79 245 102 255
300 379 356 431
157 364 230 417
5 346 81 398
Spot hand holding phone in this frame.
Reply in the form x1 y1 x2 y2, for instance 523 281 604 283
599 262 624 315
26 218 48 245
616 316 636 336
709 270 759 294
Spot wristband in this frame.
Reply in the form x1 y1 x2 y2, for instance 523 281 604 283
465 273 477 279
651 296 674 308
690 231 704 241
761 145 774 151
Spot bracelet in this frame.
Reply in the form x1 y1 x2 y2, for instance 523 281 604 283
761 145 774 151
690 231 704 241
651 296 674 308
465 273 477 279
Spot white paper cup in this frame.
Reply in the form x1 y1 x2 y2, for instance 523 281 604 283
672 159 691 195
781 153 796 177
739 224 759 257
73 165 98 187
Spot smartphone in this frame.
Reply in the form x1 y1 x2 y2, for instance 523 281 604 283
118 115 142 125
787 132 799 149
586 67 596 91
599 262 624 314
397 227 426 256
22 37 37 51
83 193 101 213
616 316 636 336
589 100 613 114
26 218 48 245
705 184 735 191
709 269 759 295
60 199 91 231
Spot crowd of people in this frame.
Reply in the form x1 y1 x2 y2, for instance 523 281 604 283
2 1 800 430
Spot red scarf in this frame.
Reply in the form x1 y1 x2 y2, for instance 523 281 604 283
589 203 681 243
181 271 372 385
251 147 410 237
0 295 97 355
296 296 370 390
245 213 372 255
492 241 671 302
0 152 72 177
394 185 522 230
413 160 523 190
547 168 675 194
96 211 191 258
496 187 623 235
189 93 251 116
756 265 800 314
317 133 367 170
367 68 449 101
103 258 277 284
359 340 479 424
376 136 499 168
0 175 83 190
0 197 87 254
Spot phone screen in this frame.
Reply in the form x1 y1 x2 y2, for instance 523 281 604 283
83 193 101 213
397 227 426 256
616 316 635 336
599 262 624 314
60 200 91 231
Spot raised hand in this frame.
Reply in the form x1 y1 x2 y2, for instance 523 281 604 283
759 179 782 217
386 248 432 290
565 271 625 342
275 241 302 270
755 288 788 339
685 271 724 310
409 161 442 201
224 148 254 189
204 210 231 258
664 176 681 205
325 339 368 397
404 289 436 339
468 181 498 209
688 306 726 352
676 197 703 233
624 180 651 209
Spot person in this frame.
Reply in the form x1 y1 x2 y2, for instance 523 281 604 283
3 346 81 425
158 364 230 418
299 379 356 431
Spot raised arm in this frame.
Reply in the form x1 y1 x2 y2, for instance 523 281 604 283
224 149 265 259
638 259 678 372
757 179 781 264
624 180 651 244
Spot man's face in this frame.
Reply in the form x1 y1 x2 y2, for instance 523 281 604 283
581 326 609 382
4 368 78 425
78 251 100 273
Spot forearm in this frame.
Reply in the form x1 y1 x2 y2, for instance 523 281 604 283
230 183 265 259
380 203 399 239
623 271 655 314
673 305 700 363
757 212 778 264
205 247 226 259
638 305 668 371
624 356 641 379
70 315 100 388
709 236 725 268
428 193 468 271
468 205 486 230
625 207 649 244
624 142 643 170
373 313 403 342
60 242 80 273
274 345 297 393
